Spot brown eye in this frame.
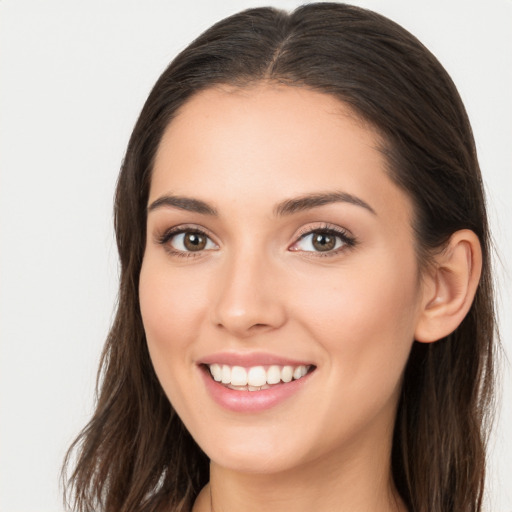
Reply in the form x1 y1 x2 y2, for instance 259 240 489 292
290 227 355 255
311 232 336 251
164 229 218 253
183 232 207 251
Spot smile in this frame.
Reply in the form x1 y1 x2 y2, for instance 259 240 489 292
207 364 311 391
199 357 316 412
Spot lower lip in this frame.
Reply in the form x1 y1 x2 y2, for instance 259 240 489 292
200 366 313 413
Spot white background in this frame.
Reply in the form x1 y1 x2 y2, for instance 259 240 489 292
1 1 511 511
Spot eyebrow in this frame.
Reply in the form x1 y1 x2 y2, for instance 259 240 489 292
148 195 218 215
273 191 376 216
147 191 376 217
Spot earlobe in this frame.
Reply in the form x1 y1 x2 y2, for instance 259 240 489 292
414 230 482 343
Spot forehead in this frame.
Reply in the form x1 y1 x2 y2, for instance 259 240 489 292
150 84 411 222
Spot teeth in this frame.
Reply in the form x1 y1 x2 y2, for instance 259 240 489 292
248 366 267 387
221 365 231 384
210 363 222 382
231 366 247 386
267 365 281 384
208 363 311 388
281 366 293 383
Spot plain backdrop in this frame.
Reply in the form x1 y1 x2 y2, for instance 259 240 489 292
1 1 511 511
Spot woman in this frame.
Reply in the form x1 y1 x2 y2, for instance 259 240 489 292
63 3 497 512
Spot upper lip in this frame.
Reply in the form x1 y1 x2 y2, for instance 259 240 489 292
197 351 314 367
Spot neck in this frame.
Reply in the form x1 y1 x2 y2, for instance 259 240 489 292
194 435 406 512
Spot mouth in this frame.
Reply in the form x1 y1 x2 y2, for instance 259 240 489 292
203 363 315 392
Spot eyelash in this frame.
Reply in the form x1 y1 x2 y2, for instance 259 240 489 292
156 223 357 259
293 224 357 257
157 225 216 259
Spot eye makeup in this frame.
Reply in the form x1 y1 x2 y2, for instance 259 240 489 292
290 223 358 258
155 221 357 260
156 224 219 259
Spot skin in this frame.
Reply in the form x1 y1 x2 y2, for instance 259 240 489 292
139 84 436 512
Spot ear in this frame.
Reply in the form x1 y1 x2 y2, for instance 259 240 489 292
414 229 482 343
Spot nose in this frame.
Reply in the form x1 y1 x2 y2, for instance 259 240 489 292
210 248 287 338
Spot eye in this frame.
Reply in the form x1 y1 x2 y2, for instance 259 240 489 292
159 227 218 255
290 227 356 254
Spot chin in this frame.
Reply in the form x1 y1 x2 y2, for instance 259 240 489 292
195 426 311 475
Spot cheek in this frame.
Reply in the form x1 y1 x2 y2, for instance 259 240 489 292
138 256 207 401
285 256 420 447
291 250 420 384
139 256 205 343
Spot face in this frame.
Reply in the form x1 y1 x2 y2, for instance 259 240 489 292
139 85 425 475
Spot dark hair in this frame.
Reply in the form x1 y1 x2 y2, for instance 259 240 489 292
63 3 497 512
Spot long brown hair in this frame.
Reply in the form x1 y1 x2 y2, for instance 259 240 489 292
63 4 497 511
